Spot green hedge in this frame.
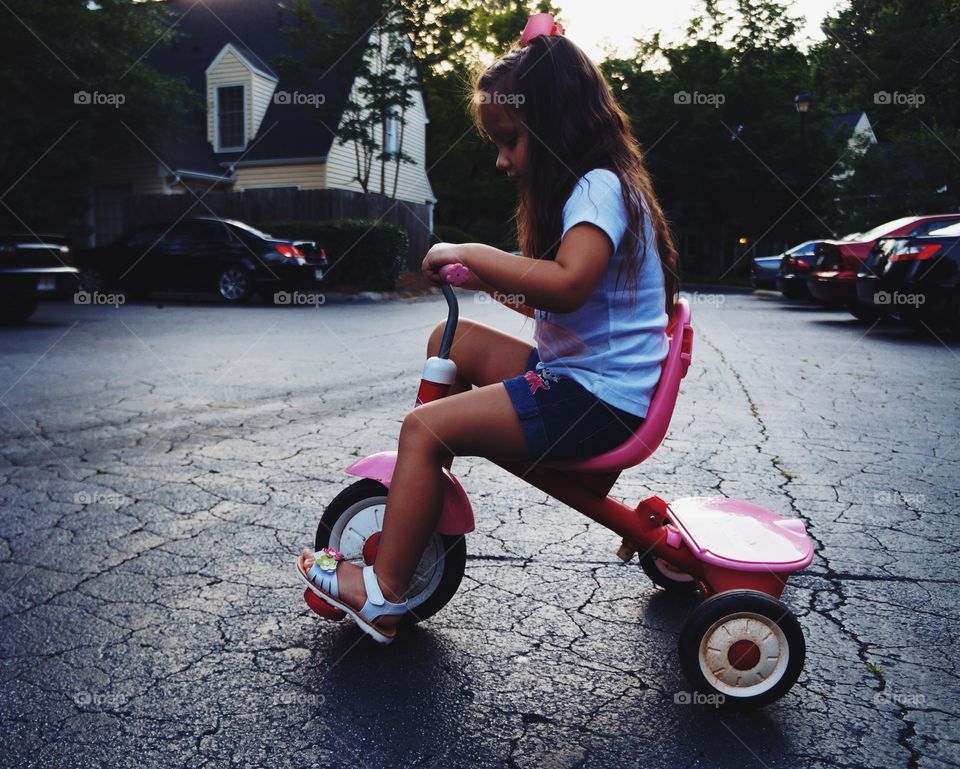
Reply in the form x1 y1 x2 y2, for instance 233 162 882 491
261 219 409 290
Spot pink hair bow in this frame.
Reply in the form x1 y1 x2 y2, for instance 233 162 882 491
520 13 564 47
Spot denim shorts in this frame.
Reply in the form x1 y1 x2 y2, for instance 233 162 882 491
502 349 644 462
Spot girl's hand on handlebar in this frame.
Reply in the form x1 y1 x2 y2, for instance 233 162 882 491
423 243 483 290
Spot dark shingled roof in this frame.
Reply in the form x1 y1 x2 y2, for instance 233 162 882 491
148 0 367 177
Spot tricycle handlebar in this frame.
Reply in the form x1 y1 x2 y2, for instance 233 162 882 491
436 264 469 359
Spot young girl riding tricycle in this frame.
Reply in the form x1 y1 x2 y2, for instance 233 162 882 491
297 14 813 709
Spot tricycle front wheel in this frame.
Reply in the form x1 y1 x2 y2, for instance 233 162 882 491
678 590 805 709
316 479 466 627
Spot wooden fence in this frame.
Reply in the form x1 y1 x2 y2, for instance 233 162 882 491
122 188 434 269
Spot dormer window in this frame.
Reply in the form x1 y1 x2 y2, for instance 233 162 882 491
216 85 246 152
385 108 400 156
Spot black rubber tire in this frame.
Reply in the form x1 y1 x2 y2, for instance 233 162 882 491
0 292 38 322
315 479 466 628
78 266 108 294
846 302 881 322
217 265 253 303
946 288 960 336
678 590 806 709
779 282 809 300
639 552 699 593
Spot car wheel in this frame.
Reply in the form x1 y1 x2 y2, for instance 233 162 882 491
948 288 960 336
0 292 39 322
217 265 253 303
78 266 107 293
780 282 808 300
846 302 881 322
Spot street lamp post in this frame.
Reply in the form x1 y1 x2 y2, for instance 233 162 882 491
795 92 812 187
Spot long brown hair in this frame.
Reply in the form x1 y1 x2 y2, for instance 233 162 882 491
473 35 679 314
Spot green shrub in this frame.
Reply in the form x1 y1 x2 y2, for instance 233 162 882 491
261 219 409 290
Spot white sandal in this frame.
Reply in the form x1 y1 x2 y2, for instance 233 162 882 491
296 549 408 645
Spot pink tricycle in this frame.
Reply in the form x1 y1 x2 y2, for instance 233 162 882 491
305 265 814 709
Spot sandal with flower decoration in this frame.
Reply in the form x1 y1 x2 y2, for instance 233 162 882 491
295 548 408 645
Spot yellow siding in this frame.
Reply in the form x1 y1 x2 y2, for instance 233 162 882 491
233 163 326 189
324 33 436 206
206 48 251 148
251 71 277 138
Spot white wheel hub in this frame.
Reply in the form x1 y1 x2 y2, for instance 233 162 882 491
328 496 445 612
699 611 790 697
654 558 695 582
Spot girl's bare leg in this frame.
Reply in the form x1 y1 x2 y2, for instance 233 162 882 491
306 320 533 630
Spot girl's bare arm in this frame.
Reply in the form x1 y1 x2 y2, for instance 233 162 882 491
424 224 612 314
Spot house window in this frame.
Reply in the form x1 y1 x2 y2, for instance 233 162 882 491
216 85 246 151
385 108 400 156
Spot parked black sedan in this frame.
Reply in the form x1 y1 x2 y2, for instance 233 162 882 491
0 233 79 322
76 217 328 303
855 221 960 333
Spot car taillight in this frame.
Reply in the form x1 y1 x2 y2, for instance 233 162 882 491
889 244 942 263
785 256 811 270
275 244 305 259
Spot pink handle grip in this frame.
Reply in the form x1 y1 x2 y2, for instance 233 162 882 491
438 263 470 286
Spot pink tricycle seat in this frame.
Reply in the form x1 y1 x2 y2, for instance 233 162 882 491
666 496 814 572
548 298 693 473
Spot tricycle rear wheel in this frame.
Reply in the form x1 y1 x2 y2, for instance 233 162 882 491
639 552 699 592
678 590 805 709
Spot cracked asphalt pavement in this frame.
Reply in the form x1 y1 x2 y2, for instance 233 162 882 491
1 289 958 768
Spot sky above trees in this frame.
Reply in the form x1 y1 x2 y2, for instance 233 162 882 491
556 0 843 60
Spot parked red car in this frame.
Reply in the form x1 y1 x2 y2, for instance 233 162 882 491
806 214 960 318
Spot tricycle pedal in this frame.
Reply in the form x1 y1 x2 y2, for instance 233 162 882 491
616 538 638 562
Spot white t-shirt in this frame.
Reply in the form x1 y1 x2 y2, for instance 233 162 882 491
534 168 669 417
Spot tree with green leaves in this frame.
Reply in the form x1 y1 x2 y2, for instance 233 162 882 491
0 0 195 239
811 0 960 231
604 1 841 276
279 0 422 198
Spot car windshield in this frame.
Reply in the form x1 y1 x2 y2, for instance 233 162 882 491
855 217 919 242
925 221 960 237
